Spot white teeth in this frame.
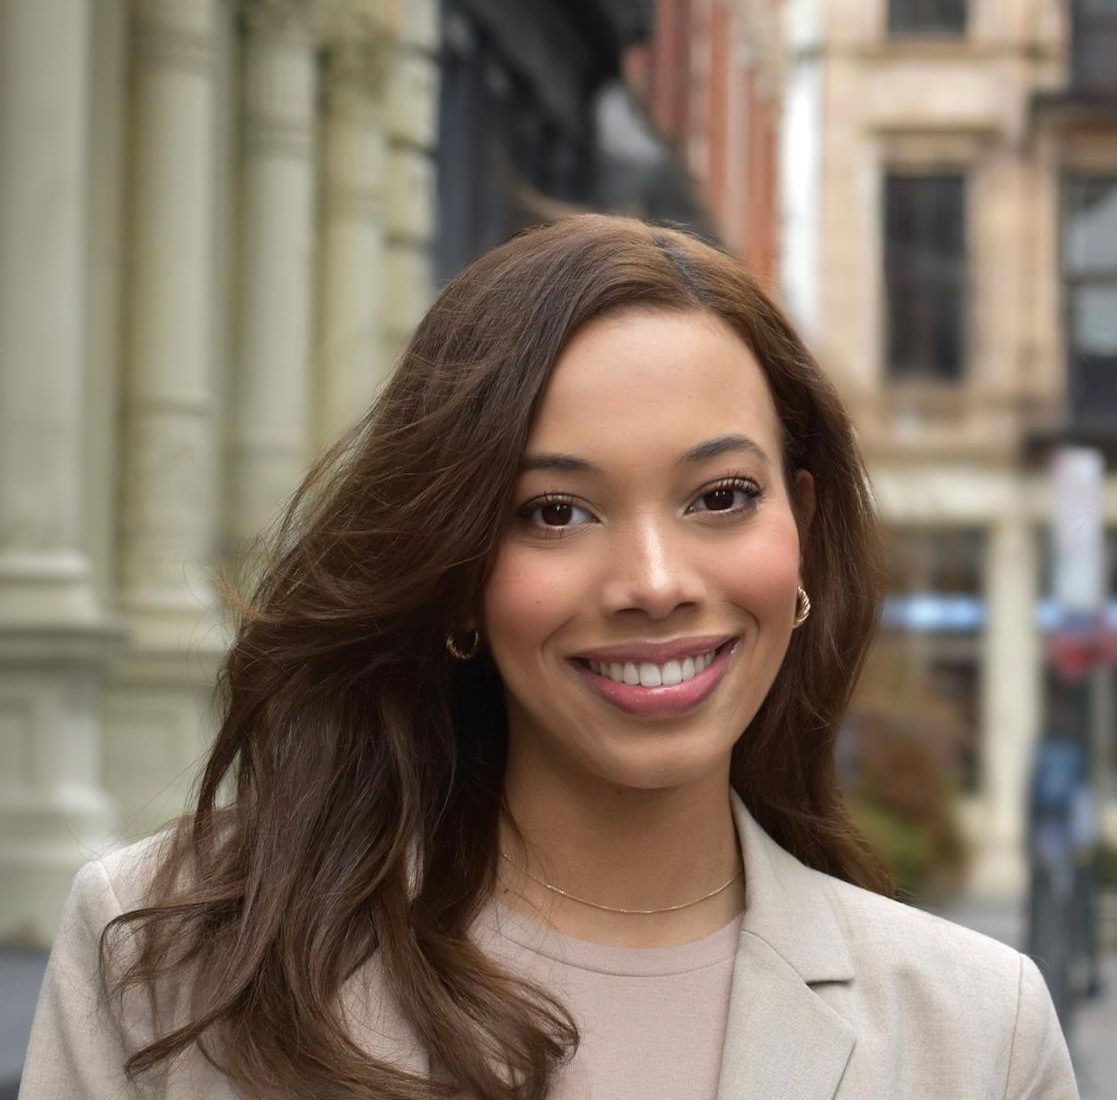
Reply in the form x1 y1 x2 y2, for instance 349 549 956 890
587 647 722 686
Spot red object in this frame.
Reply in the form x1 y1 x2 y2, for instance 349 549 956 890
1047 626 1117 680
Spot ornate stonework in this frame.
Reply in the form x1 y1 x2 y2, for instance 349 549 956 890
239 0 317 41
1 0 436 947
131 0 221 74
317 0 393 47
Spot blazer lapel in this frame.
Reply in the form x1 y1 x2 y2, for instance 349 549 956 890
716 793 857 1100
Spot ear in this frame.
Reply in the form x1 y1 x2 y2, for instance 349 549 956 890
791 469 815 551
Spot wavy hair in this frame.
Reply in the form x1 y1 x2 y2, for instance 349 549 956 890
102 214 891 1099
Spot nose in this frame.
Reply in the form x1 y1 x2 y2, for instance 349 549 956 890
599 512 706 620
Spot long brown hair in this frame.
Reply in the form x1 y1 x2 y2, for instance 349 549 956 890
102 214 890 1099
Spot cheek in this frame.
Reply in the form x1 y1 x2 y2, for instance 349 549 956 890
482 548 584 659
718 521 801 613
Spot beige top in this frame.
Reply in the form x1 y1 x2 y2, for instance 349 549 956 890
472 902 744 1100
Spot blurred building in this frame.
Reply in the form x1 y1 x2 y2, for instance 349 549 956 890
780 0 1117 892
0 0 739 948
436 0 712 277
0 0 440 944
623 0 784 282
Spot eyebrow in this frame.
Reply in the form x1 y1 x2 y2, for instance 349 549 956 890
519 433 771 474
519 452 595 474
681 433 770 465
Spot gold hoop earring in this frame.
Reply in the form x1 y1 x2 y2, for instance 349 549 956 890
793 586 811 629
445 628 480 660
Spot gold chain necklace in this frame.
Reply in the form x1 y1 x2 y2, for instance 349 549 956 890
498 850 742 915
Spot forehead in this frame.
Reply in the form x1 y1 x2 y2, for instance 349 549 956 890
525 308 783 465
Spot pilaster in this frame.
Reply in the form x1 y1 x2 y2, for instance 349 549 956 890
0 0 122 944
120 0 224 649
107 0 230 843
975 512 1041 895
229 0 319 541
384 0 439 369
314 1 394 443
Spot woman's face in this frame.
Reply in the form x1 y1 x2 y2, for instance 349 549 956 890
482 308 812 794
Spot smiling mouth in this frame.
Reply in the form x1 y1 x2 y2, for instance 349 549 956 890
576 641 732 688
569 639 738 717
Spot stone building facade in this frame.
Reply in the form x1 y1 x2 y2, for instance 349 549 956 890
0 0 440 945
781 0 1117 892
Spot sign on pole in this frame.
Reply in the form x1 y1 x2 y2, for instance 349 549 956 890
1051 447 1105 618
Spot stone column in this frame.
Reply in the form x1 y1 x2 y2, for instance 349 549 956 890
384 0 439 370
229 0 318 542
105 0 228 843
977 514 1041 895
119 0 223 645
0 0 121 944
315 3 393 445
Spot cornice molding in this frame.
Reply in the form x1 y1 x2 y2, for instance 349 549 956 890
234 0 393 56
317 0 393 48
131 0 222 75
322 35 392 97
239 0 318 42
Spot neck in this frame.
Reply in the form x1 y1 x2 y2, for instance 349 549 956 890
497 757 744 947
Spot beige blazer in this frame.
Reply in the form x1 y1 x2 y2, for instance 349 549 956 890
20 792 1079 1099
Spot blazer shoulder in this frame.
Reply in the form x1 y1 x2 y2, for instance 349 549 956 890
833 871 1017 956
817 873 1077 1097
91 829 179 914
820 871 1024 993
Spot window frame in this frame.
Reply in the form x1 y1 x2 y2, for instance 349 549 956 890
887 0 969 38
1060 174 1117 429
882 170 970 384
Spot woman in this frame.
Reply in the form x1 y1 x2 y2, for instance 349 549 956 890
21 215 1077 1099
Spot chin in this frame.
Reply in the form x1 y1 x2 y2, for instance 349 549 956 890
582 734 735 794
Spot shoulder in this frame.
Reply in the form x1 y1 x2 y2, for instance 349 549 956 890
43 831 178 961
92 829 179 912
813 873 1077 1098
823 872 1022 985
20 831 220 1100
47 831 175 960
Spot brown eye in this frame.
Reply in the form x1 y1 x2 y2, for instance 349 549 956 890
540 502 575 526
687 478 762 516
702 488 737 512
516 495 595 534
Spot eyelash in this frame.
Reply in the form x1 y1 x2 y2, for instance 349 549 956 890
689 476 764 515
514 477 764 539
512 494 587 540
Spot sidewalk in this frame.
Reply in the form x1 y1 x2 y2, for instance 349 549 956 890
935 894 1117 1100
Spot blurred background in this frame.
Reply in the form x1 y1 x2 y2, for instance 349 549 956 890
1 0 1116 1095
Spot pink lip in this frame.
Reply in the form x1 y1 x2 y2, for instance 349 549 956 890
572 634 735 665
569 639 738 717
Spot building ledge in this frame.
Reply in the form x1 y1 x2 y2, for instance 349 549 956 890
1032 88 1117 121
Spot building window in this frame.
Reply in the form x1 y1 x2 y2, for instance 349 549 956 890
884 173 967 382
888 0 968 36
1063 177 1117 428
